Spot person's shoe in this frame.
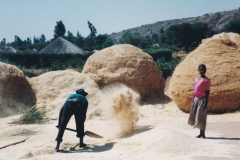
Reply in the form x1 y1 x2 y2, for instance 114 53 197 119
196 135 201 138
201 135 206 139
55 147 60 152
55 142 60 152
80 143 86 148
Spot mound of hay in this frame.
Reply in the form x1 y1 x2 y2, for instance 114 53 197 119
82 44 165 99
27 69 103 118
169 32 240 113
39 37 86 54
0 62 36 116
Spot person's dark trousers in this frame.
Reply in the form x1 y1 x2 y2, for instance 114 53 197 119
55 100 87 142
75 104 87 138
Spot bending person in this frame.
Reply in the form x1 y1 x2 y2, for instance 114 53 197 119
55 88 88 152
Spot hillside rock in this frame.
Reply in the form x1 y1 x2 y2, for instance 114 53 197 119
110 8 240 41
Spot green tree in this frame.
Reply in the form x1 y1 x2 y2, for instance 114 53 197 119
151 33 159 44
19 37 32 50
75 32 84 48
160 28 164 34
162 22 212 51
25 37 32 45
34 34 46 44
66 31 75 43
102 37 114 48
33 36 39 44
1 38 6 45
120 31 151 49
120 30 132 43
14 35 23 47
40 34 46 43
223 18 240 34
76 31 81 37
83 36 94 51
93 34 108 49
54 20 66 38
82 21 98 50
87 20 97 38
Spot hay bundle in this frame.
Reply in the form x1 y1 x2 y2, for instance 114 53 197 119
82 44 165 99
27 69 103 117
169 32 240 113
0 62 36 115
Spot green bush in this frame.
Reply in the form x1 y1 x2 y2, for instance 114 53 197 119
0 52 88 70
23 70 43 78
22 68 48 77
223 18 240 34
0 50 181 80
143 49 172 61
0 52 88 77
156 57 181 79
19 106 49 124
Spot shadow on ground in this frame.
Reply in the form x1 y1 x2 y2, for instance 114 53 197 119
141 96 171 106
60 142 115 153
206 137 240 140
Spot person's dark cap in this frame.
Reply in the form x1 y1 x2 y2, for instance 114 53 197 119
76 88 88 96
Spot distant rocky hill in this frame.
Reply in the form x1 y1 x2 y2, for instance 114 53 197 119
110 7 240 41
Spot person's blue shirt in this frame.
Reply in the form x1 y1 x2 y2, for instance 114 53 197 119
64 94 88 108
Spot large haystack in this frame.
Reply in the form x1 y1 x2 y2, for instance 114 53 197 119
0 62 36 116
169 32 240 113
82 44 165 99
27 69 103 118
39 37 86 54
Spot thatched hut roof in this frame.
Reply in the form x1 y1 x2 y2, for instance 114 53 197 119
0 46 18 53
39 37 86 54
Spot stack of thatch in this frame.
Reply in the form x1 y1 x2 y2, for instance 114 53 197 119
0 62 36 116
82 44 165 99
169 32 240 113
27 69 105 118
39 37 86 54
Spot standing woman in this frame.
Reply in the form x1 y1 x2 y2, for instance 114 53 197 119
188 64 210 138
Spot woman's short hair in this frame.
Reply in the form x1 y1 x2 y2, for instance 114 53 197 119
198 64 206 70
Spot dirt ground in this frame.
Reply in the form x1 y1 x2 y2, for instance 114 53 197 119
1 101 240 160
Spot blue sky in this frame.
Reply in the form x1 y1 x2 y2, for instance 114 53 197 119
1 0 240 43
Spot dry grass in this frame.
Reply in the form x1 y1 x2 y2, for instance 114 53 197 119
82 44 165 99
0 62 36 115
